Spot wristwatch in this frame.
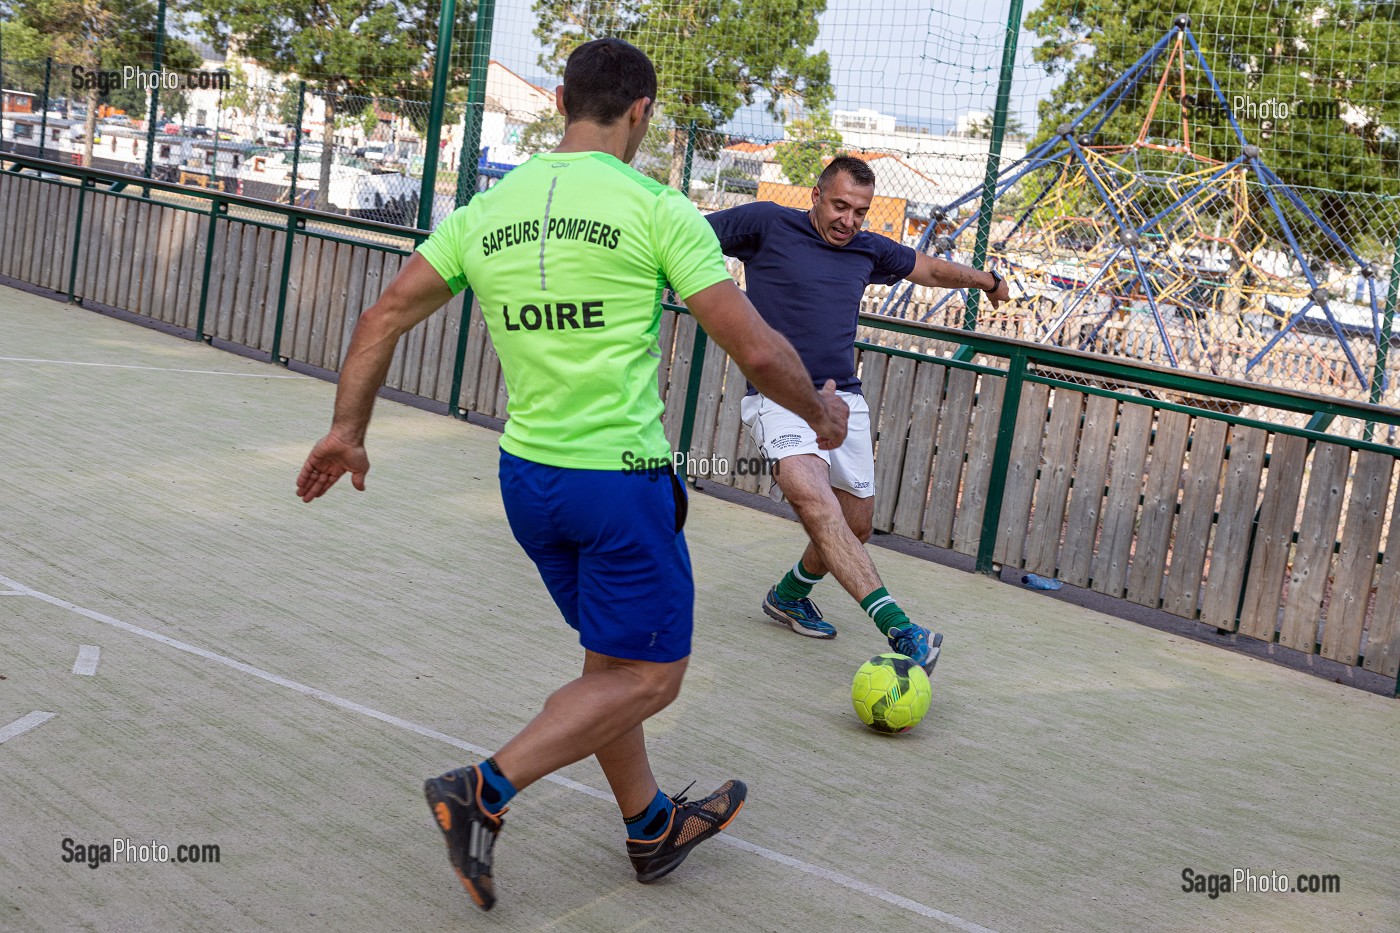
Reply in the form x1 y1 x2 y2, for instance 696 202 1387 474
983 269 1003 295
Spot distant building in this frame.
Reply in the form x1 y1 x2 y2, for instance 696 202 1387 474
955 111 991 136
719 141 778 178
833 108 897 135
2 89 36 114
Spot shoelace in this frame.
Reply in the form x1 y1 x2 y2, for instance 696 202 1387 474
667 780 698 807
796 597 823 620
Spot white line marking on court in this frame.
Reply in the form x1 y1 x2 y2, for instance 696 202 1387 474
72 644 101 676
0 572 998 933
0 357 301 378
0 590 23 595
0 711 56 745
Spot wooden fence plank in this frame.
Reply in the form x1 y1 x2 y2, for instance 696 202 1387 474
210 220 242 339
136 199 158 314
688 340 729 468
1093 401 1153 596
1024 389 1084 577
1199 425 1268 630
1162 417 1228 618
1323 450 1393 664
290 236 320 362
1127 408 1191 607
892 362 946 539
1059 393 1118 587
952 375 1006 556
993 381 1050 566
313 240 341 369
872 357 917 532
924 367 977 548
1363 474 1400 679
1278 442 1351 653
716 353 750 490
859 351 888 432
1238 433 1310 642
662 315 697 452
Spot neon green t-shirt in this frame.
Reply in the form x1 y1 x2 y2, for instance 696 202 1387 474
418 151 729 470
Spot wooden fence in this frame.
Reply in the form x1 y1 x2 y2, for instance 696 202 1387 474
2 162 1397 691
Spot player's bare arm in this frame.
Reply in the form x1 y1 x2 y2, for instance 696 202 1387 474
684 279 849 449
296 253 454 502
908 252 1010 308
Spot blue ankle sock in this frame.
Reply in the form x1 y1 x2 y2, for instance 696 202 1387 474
475 758 517 815
623 789 675 842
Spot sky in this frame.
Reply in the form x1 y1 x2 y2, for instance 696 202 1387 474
486 0 1055 139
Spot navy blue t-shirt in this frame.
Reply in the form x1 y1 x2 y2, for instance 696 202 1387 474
706 200 917 393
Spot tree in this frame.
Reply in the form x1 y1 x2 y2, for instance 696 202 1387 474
5 0 199 165
1024 0 1400 255
516 109 564 156
774 108 842 186
517 108 674 185
962 113 1025 140
533 0 832 187
191 0 476 210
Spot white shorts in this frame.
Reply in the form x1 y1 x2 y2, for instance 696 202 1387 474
740 390 875 498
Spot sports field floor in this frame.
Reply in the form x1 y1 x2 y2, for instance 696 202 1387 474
2 283 1397 933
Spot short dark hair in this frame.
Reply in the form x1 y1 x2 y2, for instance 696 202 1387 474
817 156 876 191
561 38 658 126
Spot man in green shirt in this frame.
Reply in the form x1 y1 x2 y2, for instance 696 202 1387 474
295 38 846 912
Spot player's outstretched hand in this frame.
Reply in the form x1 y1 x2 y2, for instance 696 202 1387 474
813 379 849 450
986 274 1011 309
296 432 370 502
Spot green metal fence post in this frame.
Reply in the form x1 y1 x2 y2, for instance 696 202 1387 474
963 0 1026 331
269 213 302 364
454 0 498 207
143 0 167 184
675 323 710 482
194 197 224 343
447 0 498 420
66 178 91 302
38 58 52 159
681 121 696 195
416 0 458 230
0 28 7 153
976 351 1028 575
288 81 306 205
1365 235 1400 441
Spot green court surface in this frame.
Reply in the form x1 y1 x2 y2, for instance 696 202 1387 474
1 284 1397 933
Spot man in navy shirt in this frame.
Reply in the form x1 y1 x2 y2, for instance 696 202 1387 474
706 156 1009 671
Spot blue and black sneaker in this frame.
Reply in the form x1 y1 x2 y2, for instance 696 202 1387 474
887 623 943 675
762 586 837 639
424 766 505 912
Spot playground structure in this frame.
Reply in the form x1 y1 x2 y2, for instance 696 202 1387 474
882 17 1394 401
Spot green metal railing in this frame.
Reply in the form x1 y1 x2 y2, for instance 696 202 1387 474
4 150 1399 693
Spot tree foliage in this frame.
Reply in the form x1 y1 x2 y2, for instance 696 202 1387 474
1024 0 1400 251
2 0 200 163
773 108 842 186
531 0 832 185
189 0 475 208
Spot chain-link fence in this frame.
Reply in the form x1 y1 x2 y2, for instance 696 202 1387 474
3 0 1400 400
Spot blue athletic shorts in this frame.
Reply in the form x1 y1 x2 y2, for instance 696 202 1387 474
498 448 693 663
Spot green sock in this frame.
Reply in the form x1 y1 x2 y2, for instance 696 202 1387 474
774 559 825 602
860 587 909 636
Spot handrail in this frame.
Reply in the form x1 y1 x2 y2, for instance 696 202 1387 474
1 152 429 243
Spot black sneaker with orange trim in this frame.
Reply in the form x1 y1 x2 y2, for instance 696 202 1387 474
424 766 505 911
627 779 748 883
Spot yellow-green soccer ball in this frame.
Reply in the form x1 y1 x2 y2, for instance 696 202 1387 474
851 653 932 734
